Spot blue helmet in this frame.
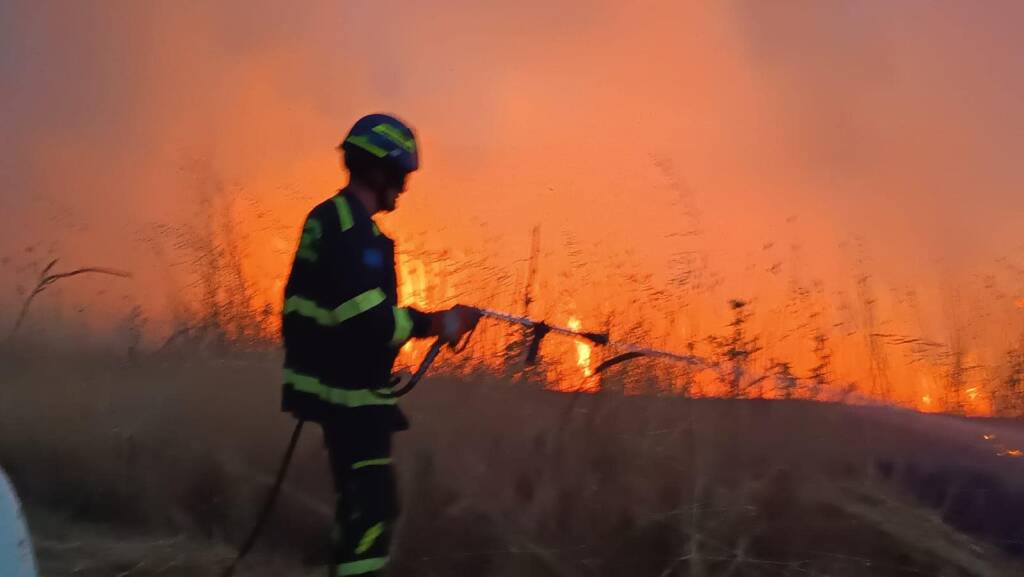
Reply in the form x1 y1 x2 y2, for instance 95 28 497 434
341 113 419 173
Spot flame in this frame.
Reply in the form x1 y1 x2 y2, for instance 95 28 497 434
398 251 430 310
395 250 438 367
567 316 594 379
9 1 1024 422
984 434 1022 457
214 202 1010 412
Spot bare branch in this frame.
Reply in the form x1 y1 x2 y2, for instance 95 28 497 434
9 259 132 338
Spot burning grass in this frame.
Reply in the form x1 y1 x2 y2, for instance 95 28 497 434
2 344 1023 576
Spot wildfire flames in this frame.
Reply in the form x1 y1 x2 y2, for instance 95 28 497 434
5 3 1023 420
390 244 603 388
982 434 1023 458
0 2 1021 423
378 243 1015 409
567 316 594 379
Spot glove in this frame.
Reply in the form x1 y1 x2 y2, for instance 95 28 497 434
429 305 481 345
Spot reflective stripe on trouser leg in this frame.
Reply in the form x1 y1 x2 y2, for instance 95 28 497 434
336 552 389 576
331 474 396 576
323 424 398 577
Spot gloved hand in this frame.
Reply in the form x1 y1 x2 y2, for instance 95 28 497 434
429 304 481 346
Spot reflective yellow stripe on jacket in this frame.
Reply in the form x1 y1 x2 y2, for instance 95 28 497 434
283 370 397 407
284 288 385 326
333 195 355 231
284 290 413 348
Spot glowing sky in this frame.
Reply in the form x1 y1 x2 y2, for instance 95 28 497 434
2 1 1023 410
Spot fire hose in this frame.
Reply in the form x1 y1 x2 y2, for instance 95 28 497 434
223 307 709 575
377 307 710 398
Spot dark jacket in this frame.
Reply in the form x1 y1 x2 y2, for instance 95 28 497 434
281 191 431 430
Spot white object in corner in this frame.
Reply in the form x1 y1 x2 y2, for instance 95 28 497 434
0 467 37 577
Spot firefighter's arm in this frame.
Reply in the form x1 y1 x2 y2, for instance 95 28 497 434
323 221 478 347
321 228 433 348
339 300 477 348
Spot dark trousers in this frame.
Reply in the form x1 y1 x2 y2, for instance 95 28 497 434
322 423 399 577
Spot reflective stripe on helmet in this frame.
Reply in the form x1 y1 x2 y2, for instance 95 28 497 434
371 123 416 153
344 134 389 158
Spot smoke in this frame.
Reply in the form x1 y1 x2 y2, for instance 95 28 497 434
1 0 1022 393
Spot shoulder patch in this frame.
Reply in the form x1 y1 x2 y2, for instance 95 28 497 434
363 248 384 268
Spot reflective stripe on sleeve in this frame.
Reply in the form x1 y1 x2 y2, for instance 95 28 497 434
389 307 413 347
297 217 322 262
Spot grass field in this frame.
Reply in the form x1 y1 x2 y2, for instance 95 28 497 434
2 344 1023 576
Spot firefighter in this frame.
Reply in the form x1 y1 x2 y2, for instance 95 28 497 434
281 113 479 576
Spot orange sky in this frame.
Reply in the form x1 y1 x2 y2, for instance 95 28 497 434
2 1 1023 412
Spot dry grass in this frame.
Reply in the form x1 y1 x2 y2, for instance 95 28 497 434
1 344 1023 576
